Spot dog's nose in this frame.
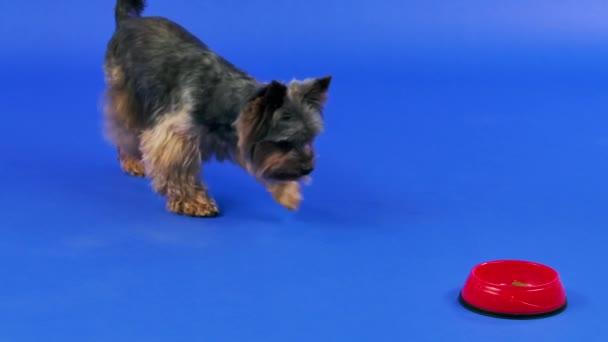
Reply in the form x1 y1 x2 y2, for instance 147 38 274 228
300 166 314 175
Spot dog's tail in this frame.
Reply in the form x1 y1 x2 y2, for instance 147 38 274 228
115 0 146 27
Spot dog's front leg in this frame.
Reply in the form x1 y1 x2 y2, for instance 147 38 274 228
140 112 220 218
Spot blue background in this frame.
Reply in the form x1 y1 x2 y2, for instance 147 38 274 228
1 0 607 341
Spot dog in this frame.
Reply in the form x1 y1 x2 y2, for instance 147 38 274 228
102 0 331 217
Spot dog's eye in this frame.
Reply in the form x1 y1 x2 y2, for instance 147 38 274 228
275 141 293 151
281 113 292 121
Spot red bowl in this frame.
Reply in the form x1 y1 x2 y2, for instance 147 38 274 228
459 260 567 319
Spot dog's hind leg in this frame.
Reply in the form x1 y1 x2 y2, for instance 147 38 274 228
102 64 145 177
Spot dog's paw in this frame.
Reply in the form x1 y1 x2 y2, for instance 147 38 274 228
269 181 302 211
119 156 145 177
167 193 220 217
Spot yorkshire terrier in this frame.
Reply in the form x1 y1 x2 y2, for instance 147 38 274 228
102 0 331 217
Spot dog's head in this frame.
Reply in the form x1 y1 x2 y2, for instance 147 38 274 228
236 76 331 182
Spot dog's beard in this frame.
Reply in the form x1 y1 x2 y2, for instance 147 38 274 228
251 148 313 183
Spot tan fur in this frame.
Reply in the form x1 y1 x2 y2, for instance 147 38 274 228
167 191 219 217
118 150 145 177
234 97 264 168
103 64 142 158
267 181 302 210
256 150 294 179
139 107 219 217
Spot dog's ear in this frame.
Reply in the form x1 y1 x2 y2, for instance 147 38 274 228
289 75 332 109
236 81 287 160
259 81 288 113
247 81 287 134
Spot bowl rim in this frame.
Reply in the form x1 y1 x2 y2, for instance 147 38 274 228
470 259 560 289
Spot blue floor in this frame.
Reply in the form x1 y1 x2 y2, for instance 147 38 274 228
1 0 608 341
